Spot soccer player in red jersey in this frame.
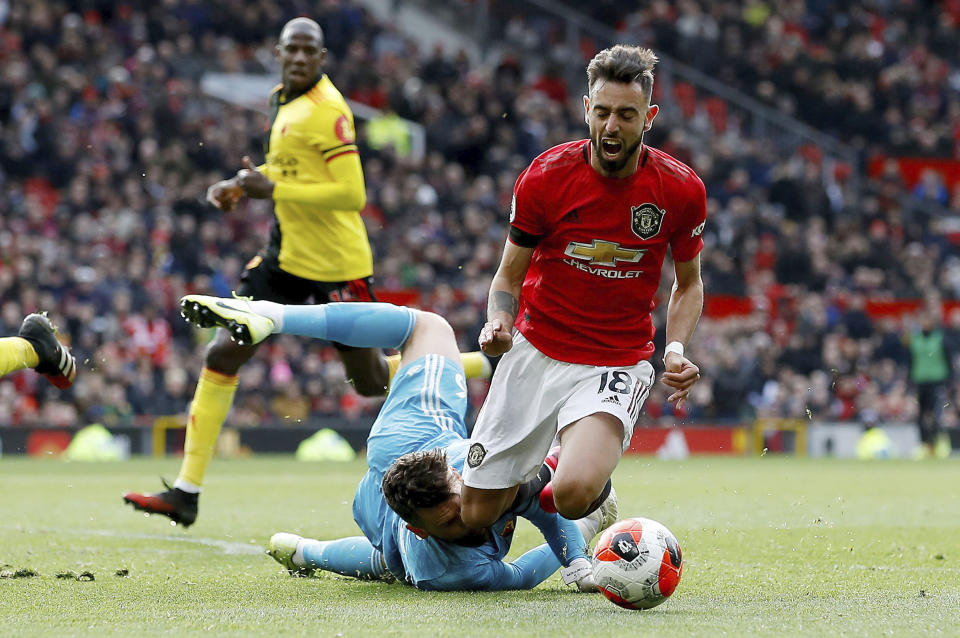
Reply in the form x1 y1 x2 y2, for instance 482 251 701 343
460 45 706 528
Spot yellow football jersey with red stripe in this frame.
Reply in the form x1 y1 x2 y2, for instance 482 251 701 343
262 75 372 281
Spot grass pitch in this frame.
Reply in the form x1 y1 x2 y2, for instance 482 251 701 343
1 455 958 637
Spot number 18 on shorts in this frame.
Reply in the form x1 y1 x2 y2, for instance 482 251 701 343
462 333 655 490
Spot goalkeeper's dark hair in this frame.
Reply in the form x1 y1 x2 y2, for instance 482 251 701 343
382 449 453 524
586 45 658 96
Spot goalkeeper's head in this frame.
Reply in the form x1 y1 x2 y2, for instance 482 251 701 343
382 449 487 546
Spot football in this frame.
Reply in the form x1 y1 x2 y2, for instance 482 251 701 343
591 517 683 610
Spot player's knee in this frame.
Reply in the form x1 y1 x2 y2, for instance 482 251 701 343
346 353 389 396
416 311 454 340
204 338 249 375
351 371 388 396
551 478 600 520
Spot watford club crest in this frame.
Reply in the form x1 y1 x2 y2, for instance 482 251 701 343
631 203 666 240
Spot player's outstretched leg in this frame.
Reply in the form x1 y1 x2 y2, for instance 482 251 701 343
180 295 276 346
267 532 315 576
267 532 390 581
180 294 492 381
123 478 198 527
1 313 77 388
180 294 412 349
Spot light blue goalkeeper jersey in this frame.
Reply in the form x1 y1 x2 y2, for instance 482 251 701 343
352 354 587 591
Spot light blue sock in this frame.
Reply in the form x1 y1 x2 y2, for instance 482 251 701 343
280 303 416 349
300 536 388 580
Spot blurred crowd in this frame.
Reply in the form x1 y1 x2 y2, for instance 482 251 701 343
509 0 960 158
1 0 958 434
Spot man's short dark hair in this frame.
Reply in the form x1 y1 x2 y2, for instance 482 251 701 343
381 449 453 524
586 45 658 96
280 17 324 47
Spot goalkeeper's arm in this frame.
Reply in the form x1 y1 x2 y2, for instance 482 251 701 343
416 545 559 591
514 497 590 569
419 544 593 592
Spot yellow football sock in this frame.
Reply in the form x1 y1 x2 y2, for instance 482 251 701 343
386 354 403 383
385 351 491 389
177 367 239 489
0 337 39 377
460 351 492 379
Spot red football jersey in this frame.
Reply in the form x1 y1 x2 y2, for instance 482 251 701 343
509 140 706 366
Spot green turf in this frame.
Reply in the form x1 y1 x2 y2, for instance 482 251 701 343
1 455 958 637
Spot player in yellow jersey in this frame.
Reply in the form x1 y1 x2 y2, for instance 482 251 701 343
123 18 489 526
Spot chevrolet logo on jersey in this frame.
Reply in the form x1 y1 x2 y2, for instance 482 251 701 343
564 239 646 267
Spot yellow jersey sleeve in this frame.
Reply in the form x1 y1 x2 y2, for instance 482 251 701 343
271 100 365 209
303 99 360 159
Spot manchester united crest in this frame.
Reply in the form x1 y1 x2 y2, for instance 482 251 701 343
630 203 665 240
467 443 487 468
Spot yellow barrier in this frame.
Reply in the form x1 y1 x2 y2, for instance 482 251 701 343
752 418 807 456
152 416 186 457
151 416 240 457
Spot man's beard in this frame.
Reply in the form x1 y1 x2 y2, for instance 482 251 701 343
591 135 643 174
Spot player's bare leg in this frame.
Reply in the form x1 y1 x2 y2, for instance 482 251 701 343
204 330 262 374
397 311 461 363
460 485 519 529
551 413 623 519
339 346 389 396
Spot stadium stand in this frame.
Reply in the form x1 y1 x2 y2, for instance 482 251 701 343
0 0 957 441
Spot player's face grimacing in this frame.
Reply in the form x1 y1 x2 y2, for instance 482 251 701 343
414 469 488 546
583 80 659 178
278 31 325 93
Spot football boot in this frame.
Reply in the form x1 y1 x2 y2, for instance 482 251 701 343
18 312 77 389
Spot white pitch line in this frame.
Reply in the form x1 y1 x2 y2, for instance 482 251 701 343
4 525 265 555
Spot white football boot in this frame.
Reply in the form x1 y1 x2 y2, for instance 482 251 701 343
180 294 275 346
267 532 314 577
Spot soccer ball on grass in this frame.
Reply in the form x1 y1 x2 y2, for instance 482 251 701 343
591 517 683 610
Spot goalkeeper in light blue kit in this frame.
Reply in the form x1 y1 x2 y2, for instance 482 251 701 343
179 294 616 591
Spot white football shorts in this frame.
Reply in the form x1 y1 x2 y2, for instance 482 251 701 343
461 332 656 490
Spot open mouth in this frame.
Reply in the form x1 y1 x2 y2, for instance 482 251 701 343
600 137 622 159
